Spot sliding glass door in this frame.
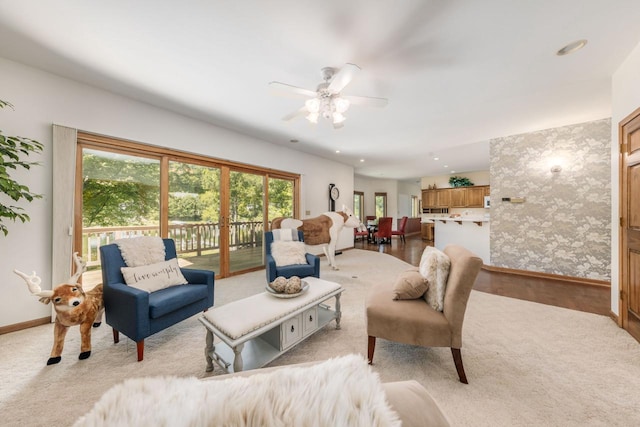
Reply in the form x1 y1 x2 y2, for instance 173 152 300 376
228 170 264 274
75 134 299 283
80 149 161 285
168 161 221 274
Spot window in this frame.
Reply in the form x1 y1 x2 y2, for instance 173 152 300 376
411 195 419 217
353 191 364 223
375 192 387 218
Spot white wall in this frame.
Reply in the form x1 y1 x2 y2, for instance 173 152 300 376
397 180 421 217
353 175 400 226
0 57 355 327
611 40 640 315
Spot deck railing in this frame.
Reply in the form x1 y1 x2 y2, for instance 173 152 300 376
83 221 264 267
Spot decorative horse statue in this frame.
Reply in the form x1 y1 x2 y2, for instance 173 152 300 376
271 206 360 270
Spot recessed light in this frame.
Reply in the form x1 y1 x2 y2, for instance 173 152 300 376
360 159 365 162
556 39 587 56
443 165 448 168
434 157 439 161
335 150 340 154
289 139 299 143
451 170 455 173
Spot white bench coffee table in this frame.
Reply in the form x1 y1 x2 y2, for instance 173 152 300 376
199 277 343 373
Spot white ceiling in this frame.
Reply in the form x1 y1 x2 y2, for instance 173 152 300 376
1 1 639 181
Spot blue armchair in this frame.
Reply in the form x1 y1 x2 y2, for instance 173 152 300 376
100 238 214 361
265 230 320 283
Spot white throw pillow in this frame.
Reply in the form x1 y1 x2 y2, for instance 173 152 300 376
419 247 451 311
270 240 308 267
121 258 188 293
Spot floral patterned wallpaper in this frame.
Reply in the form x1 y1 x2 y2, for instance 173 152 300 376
490 118 611 280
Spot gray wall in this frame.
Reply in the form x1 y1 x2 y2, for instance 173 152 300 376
489 118 611 280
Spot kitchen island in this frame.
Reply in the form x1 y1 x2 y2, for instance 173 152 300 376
433 217 490 264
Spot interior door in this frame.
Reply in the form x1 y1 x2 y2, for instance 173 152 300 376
620 107 640 343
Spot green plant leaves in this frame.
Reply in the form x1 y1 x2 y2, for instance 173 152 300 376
448 176 474 187
1 99 43 236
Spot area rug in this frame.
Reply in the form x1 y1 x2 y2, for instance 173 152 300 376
1 249 640 426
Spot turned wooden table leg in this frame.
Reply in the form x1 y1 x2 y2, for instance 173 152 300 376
335 293 342 330
232 343 244 373
205 330 215 372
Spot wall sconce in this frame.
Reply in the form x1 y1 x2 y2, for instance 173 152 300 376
550 164 562 173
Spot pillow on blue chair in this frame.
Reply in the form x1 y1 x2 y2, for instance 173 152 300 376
270 241 307 266
121 258 188 293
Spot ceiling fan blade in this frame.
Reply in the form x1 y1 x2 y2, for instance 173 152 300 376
343 94 388 108
282 106 308 121
327 63 361 93
269 81 317 98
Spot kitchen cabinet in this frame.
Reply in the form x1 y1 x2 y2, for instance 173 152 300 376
421 185 490 209
449 188 466 207
421 222 434 241
421 189 436 208
466 186 486 207
436 189 450 207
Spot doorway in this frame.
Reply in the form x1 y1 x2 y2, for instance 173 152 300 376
620 107 640 343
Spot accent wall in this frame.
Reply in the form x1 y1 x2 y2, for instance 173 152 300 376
490 119 611 280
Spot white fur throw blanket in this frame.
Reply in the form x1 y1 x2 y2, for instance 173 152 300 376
74 355 400 427
114 236 165 267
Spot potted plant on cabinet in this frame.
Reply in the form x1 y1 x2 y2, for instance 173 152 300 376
448 176 474 187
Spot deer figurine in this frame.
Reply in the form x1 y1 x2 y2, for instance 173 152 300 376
14 253 104 365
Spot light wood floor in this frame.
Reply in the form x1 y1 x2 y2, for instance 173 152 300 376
355 232 610 316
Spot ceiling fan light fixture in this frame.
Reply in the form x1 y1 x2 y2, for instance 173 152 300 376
306 112 319 124
333 97 350 114
305 98 320 113
332 112 346 124
272 63 387 129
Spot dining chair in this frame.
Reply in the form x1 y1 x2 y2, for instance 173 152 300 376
374 217 393 244
392 216 409 242
354 226 369 246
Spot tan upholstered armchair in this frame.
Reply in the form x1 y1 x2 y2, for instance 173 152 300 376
365 245 482 383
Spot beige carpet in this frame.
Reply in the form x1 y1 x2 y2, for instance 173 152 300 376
1 249 639 426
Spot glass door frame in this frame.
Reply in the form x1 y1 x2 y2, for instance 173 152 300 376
75 132 300 279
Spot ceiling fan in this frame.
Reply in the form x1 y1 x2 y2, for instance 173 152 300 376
269 63 388 129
